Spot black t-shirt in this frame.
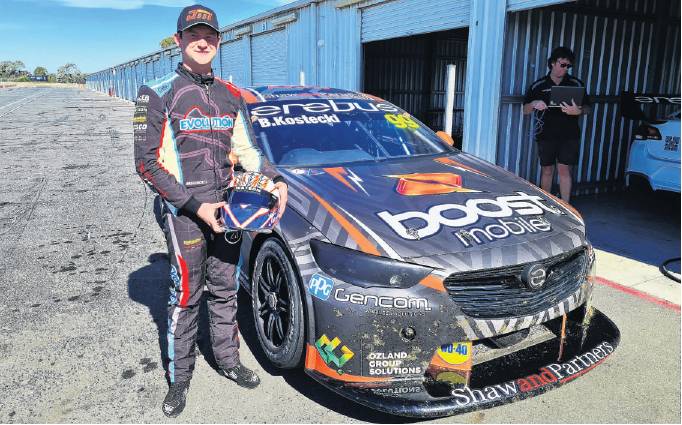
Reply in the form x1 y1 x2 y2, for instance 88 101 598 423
523 74 591 140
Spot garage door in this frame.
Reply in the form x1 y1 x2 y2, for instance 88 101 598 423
220 38 249 86
361 0 470 43
251 30 288 86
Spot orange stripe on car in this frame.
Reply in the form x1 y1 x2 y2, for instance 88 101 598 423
435 157 490 177
323 167 357 191
419 275 446 292
304 345 389 383
304 187 380 256
239 88 259 104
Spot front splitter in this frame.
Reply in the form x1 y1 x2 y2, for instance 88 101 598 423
306 309 620 418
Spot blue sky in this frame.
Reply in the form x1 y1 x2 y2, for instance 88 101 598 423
0 0 292 74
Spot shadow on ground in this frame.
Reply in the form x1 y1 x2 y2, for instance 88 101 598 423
573 188 681 273
127 254 416 423
234 288 420 424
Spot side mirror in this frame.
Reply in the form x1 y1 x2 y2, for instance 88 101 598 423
436 131 455 147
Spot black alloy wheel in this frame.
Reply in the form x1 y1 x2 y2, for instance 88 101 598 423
251 238 305 369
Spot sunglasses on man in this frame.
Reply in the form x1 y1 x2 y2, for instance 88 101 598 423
558 62 572 69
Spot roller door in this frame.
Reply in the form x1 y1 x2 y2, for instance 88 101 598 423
251 30 287 86
220 38 249 86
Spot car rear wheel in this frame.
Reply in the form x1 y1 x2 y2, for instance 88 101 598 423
251 238 305 369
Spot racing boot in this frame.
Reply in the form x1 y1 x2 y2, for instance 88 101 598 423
219 361 260 389
162 380 190 417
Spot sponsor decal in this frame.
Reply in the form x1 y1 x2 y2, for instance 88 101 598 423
182 238 202 250
308 273 334 301
232 172 271 193
450 341 614 407
132 115 147 123
664 136 679 152
185 180 207 187
169 265 180 304
179 107 234 132
249 99 400 117
186 8 213 21
454 216 552 248
367 351 422 376
633 96 680 104
387 173 478 196
256 113 340 127
136 94 149 103
333 288 431 311
315 335 354 373
384 113 419 130
133 123 147 131
437 342 472 365
370 386 423 396
377 192 563 241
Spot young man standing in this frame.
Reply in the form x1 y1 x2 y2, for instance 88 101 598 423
523 46 591 204
133 4 288 417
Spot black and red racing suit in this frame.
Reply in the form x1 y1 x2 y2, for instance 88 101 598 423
133 63 282 384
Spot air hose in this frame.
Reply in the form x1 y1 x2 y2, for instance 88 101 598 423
659 257 681 283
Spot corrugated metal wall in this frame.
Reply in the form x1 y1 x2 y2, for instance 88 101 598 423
220 38 248 85
496 0 681 194
361 0 470 42
252 30 288 86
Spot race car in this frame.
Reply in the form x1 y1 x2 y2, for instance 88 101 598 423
622 93 681 193
233 86 619 418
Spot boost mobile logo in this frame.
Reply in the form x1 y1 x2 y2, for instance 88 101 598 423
377 192 564 240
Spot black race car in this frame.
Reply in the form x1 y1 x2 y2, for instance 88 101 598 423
233 86 619 418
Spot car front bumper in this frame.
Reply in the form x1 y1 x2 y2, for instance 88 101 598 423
305 306 619 418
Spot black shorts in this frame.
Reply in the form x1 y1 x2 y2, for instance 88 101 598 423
537 138 579 166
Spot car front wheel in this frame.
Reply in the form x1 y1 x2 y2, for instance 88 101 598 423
251 238 305 369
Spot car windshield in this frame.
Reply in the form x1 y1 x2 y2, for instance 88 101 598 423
248 98 452 167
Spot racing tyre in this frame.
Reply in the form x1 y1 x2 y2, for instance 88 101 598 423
251 238 305 369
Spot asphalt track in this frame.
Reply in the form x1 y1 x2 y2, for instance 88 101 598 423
0 87 679 423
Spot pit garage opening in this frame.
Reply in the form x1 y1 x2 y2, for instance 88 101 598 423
362 28 468 149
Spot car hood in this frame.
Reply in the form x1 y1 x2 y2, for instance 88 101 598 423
280 152 586 265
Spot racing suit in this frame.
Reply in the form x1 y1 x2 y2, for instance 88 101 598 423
133 63 282 384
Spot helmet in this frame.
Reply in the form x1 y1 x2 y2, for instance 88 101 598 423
221 172 279 232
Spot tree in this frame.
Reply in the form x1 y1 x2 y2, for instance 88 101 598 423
34 66 48 77
0 60 25 79
160 35 176 49
56 63 85 84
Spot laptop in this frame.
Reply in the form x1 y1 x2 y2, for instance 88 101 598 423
549 86 585 107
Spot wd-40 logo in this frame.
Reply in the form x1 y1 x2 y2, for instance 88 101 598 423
179 107 235 132
308 273 334 301
315 335 354 372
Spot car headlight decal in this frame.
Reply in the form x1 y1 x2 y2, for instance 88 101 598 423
310 239 433 289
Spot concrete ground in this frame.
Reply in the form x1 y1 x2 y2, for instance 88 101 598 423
0 87 679 423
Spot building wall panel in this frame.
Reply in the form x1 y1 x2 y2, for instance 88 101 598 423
361 0 470 42
220 38 249 86
252 30 288 86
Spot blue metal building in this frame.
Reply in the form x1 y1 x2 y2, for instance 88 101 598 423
86 0 680 194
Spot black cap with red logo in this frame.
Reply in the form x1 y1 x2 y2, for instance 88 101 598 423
177 4 220 33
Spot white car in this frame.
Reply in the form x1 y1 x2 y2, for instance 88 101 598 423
625 102 681 193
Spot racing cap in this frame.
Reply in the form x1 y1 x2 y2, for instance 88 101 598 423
177 4 220 33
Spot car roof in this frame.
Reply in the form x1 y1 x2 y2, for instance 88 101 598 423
238 85 386 104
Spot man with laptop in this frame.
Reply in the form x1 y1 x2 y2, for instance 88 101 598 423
523 46 591 204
